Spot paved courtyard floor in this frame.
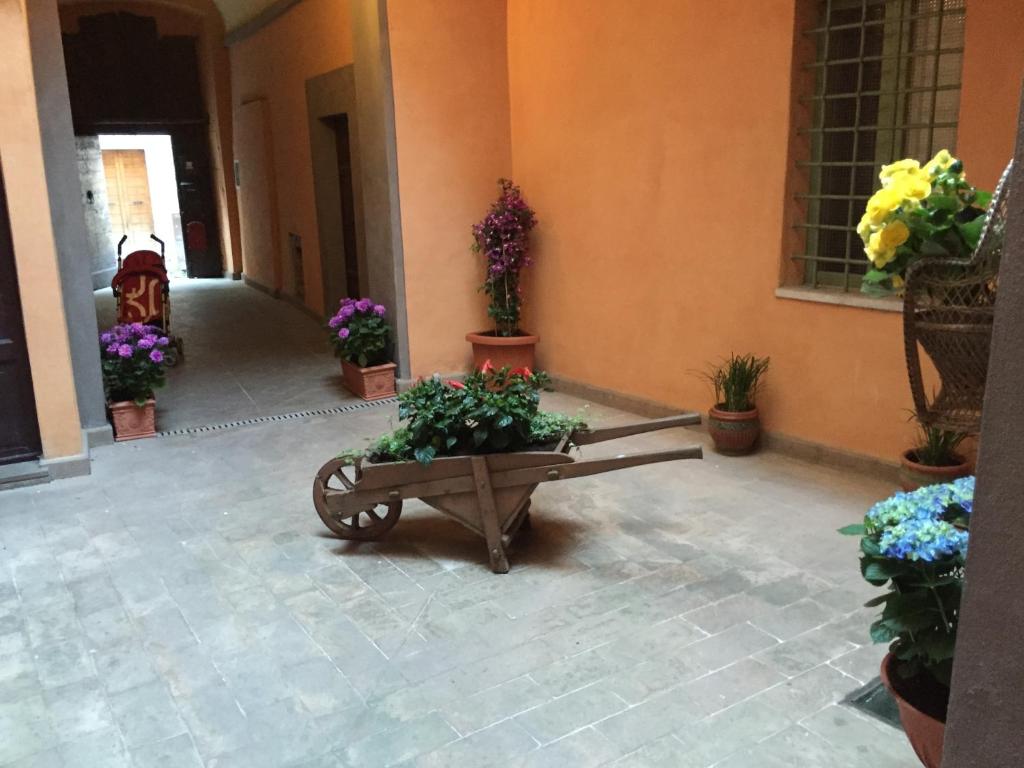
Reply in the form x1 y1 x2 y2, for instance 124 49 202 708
0 393 917 767
96 279 358 432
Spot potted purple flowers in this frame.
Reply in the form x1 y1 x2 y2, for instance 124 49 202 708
99 323 171 440
466 179 539 370
328 297 395 401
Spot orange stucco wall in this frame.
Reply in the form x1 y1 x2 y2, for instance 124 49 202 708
497 0 1024 462
1 0 82 459
388 0 513 375
229 0 354 315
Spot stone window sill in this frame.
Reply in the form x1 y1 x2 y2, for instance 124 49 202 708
775 285 903 313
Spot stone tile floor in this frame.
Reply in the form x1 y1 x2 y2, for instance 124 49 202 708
96 279 359 432
0 393 917 767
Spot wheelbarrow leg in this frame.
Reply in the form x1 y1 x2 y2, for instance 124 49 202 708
471 457 510 574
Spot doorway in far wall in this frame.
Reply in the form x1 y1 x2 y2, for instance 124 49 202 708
330 114 360 299
99 134 186 276
307 65 366 317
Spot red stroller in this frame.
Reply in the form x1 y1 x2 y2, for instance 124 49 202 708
111 234 184 362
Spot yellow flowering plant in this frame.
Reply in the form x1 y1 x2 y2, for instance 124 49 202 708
857 150 991 295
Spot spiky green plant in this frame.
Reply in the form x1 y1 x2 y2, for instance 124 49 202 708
702 353 770 412
912 423 967 467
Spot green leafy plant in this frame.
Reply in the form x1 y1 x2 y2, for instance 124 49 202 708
839 476 974 692
529 411 587 446
700 354 770 412
910 421 967 467
362 366 585 466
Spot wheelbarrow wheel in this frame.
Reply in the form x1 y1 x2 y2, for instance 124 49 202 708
313 458 401 541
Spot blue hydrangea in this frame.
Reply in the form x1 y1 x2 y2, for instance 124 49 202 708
866 476 973 561
878 518 969 561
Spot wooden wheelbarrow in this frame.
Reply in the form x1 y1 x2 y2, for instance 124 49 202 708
313 413 702 573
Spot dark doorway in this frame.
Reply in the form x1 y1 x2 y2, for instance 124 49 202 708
62 11 222 278
330 114 360 297
0 172 42 465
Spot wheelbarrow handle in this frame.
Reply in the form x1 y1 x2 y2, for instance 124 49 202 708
571 413 701 446
494 446 703 487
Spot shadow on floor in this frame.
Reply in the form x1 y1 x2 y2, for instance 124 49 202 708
318 508 590 573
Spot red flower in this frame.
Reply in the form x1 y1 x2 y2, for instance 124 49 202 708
480 359 495 374
446 379 466 389
510 366 533 378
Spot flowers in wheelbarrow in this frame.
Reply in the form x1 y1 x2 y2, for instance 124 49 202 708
326 297 391 368
839 475 974 688
98 323 171 405
359 365 585 466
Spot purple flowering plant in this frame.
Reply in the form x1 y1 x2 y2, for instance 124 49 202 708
472 179 537 337
99 323 170 404
327 297 391 368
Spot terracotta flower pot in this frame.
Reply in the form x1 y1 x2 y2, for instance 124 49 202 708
899 450 972 492
707 406 760 455
466 331 538 372
341 360 397 401
109 398 157 441
880 653 945 768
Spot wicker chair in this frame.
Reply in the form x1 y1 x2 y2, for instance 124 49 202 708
903 160 1013 435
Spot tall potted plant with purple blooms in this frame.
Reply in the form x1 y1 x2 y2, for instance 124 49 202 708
328 297 396 401
99 323 171 440
466 179 539 370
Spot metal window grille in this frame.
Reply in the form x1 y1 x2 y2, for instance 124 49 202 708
794 0 966 291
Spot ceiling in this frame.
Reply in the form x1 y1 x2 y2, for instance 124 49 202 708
56 0 292 36
213 0 282 31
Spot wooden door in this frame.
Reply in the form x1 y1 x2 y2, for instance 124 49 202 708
103 149 154 246
0 172 42 464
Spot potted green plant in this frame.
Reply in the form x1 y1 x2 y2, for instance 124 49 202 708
361 365 584 466
900 418 971 491
99 323 170 440
466 179 539 370
700 353 770 455
328 297 395 401
839 476 974 768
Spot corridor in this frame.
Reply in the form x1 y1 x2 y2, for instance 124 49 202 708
96 280 360 432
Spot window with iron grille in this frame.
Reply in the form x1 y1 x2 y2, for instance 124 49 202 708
795 0 966 291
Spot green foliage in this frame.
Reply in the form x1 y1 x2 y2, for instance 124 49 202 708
700 353 770 412
911 422 967 467
529 411 587 446
362 368 586 465
365 427 415 464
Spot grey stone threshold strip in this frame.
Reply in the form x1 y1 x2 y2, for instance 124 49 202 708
156 397 399 437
